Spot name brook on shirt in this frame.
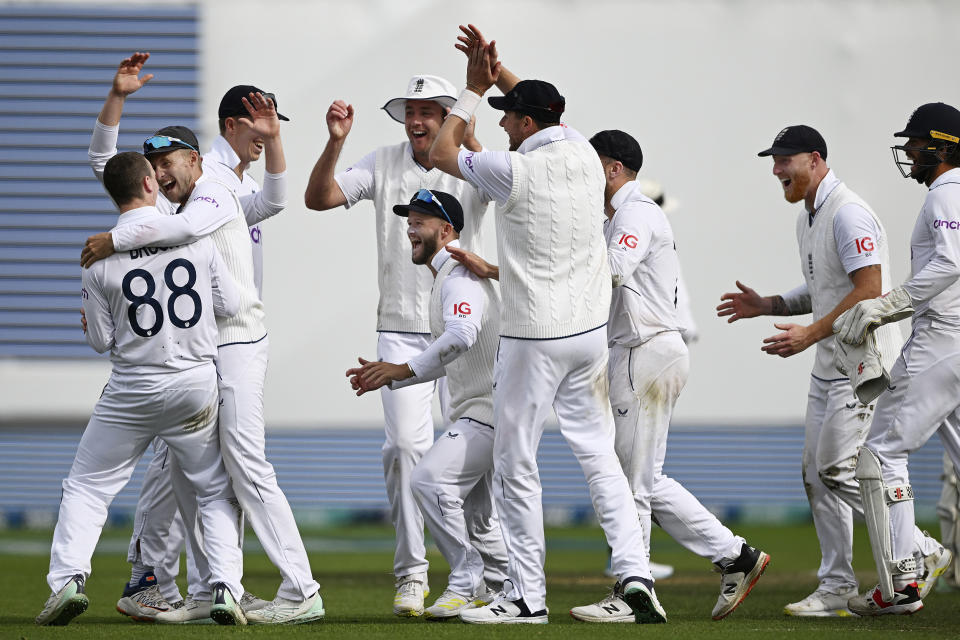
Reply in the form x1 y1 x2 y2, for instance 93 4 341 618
129 245 184 260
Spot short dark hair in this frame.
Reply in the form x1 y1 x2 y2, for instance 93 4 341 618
103 152 152 206
218 117 227 135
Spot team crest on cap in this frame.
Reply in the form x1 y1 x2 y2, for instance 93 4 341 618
414 78 424 93
774 127 789 142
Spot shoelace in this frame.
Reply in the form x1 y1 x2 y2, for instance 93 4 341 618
132 585 170 609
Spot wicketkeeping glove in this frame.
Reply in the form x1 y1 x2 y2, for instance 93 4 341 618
833 287 914 345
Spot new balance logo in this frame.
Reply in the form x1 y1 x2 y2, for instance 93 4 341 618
617 409 628 416
490 605 508 616
601 604 622 614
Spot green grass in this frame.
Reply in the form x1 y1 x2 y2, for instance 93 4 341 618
3 522 958 638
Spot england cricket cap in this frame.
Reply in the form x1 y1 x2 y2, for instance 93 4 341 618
218 85 290 121
895 102 960 142
757 125 828 159
487 79 565 123
382 75 458 124
589 129 643 172
392 189 464 232
143 126 200 156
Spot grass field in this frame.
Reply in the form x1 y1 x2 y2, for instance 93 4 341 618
2 522 958 638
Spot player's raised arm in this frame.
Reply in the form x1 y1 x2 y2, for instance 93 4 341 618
89 53 154 181
456 24 519 93
304 100 353 210
237 91 288 224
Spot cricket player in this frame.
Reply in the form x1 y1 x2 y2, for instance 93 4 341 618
835 102 960 615
345 189 508 619
36 152 246 626
718 125 946 616
85 52 289 619
304 73 490 615
570 130 769 623
81 122 323 624
427 25 664 624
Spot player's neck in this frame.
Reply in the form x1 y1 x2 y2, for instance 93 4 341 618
412 149 434 171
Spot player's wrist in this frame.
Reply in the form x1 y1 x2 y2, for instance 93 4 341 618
450 88 482 124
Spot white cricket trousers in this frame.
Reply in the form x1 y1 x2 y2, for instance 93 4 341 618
866 319 960 584
411 418 509 596
215 337 319 600
378 331 439 577
609 334 743 565
46 364 243 600
494 328 649 612
126 440 193 603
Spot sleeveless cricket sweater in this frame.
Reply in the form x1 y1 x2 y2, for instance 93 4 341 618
797 181 902 378
496 139 610 338
429 258 499 425
373 142 487 333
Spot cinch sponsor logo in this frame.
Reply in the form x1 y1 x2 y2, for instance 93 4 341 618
617 234 638 249
192 195 219 208
934 219 960 230
453 302 471 316
464 152 475 172
250 226 262 244
81 287 88 299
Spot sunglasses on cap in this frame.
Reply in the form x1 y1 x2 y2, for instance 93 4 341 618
143 135 198 153
413 188 452 226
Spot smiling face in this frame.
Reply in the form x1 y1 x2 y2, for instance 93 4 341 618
499 111 529 151
224 117 265 165
771 152 817 204
404 99 446 160
148 149 200 204
406 210 447 265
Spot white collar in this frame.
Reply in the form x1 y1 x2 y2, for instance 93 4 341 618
808 169 840 214
116 205 162 226
930 167 960 190
516 123 585 154
610 180 639 211
206 135 243 175
430 238 461 272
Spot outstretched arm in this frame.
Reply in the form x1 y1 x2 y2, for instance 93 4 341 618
90 52 154 182
304 100 353 210
716 280 797 322
456 24 519 93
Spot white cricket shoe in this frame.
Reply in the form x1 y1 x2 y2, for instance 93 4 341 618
246 590 325 625
569 582 632 623
918 545 953 598
393 572 428 617
847 583 923 616
239 591 271 612
459 594 548 624
711 543 769 620
621 578 668 624
154 596 214 624
424 587 477 620
35 574 89 626
210 582 247 626
783 588 859 617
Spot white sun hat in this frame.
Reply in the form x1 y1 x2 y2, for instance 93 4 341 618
382 74 458 123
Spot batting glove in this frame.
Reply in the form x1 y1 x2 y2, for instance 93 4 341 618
833 287 914 345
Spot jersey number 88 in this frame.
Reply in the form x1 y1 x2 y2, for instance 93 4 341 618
121 258 202 337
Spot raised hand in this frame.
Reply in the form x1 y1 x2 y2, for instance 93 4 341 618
112 52 154 97
465 39 500 95
326 100 354 141
455 23 488 55
240 91 280 139
717 280 769 322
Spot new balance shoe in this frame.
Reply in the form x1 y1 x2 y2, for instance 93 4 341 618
460 595 548 624
209 582 246 625
240 591 271 612
711 543 769 620
116 572 174 621
621 577 667 624
36 574 89 626
570 582 632 623
246 590 324 625
154 596 214 624
393 572 428 617
918 545 954 598
424 587 477 620
847 583 923 616
783 587 858 617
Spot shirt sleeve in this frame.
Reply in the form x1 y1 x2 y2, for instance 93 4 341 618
781 282 812 315
207 240 240 318
833 204 882 274
400 267 486 384
607 206 654 288
333 150 376 209
81 266 114 353
457 149 514 205
88 120 118 185
902 194 960 303
111 183 239 251
239 171 287 226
